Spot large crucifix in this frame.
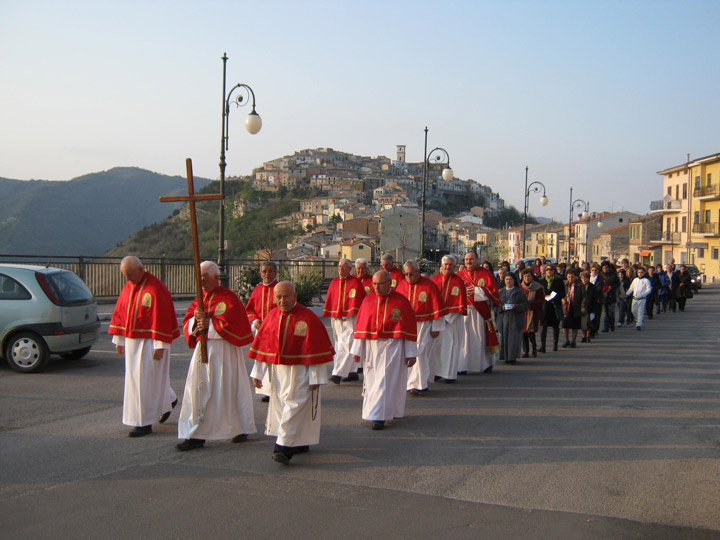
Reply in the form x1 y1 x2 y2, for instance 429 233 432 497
159 158 223 363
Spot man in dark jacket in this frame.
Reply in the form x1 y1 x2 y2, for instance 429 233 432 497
538 264 566 353
600 261 620 332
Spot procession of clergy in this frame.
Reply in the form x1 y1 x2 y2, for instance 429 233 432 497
109 251 504 464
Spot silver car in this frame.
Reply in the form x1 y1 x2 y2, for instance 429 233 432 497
0 264 100 372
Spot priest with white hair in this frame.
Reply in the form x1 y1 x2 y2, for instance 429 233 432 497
176 261 257 451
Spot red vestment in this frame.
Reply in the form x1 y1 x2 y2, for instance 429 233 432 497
245 280 277 323
395 275 444 321
386 267 404 289
182 285 253 349
354 273 373 296
109 271 179 343
247 303 334 366
457 267 500 352
431 272 468 316
353 291 417 341
322 275 365 318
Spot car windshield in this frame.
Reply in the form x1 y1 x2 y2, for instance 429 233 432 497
45 271 93 305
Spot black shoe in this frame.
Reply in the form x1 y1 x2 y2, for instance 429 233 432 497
537 346 546 353
580 337 587 343
272 451 290 464
458 371 468 375
444 378 456 384
231 434 248 443
261 395 270 402
292 445 309 455
372 421 385 430
562 342 570 348
505 360 516 364
553 345 558 352
341 372 359 382
434 375 442 382
483 366 493 374
601 329 609 333
329 375 342 384
636 326 641 331
159 398 178 424
176 438 205 451
128 425 152 438
570 342 576 348
408 389 422 396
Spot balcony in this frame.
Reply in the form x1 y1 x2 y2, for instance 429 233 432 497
693 184 720 200
649 199 683 212
692 222 720 236
651 231 682 244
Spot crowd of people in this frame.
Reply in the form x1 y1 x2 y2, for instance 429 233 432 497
108 252 695 465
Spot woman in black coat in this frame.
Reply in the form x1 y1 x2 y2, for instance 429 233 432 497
538 264 566 352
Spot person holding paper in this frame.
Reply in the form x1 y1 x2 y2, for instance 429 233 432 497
538 264 565 353
496 273 529 364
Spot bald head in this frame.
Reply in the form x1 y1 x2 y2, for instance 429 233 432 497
120 256 145 284
372 270 392 296
274 281 297 313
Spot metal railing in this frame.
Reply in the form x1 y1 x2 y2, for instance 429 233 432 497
649 199 682 211
691 222 719 235
693 184 720 198
651 231 681 243
0 255 340 298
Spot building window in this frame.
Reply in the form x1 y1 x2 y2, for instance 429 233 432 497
682 183 687 199
667 186 672 196
695 176 701 190
708 173 712 186
712 248 719 260
693 211 699 224
705 210 711 223
682 216 687 232
697 248 705 258
675 185 679 200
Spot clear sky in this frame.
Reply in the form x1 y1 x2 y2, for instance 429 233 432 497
1 0 719 222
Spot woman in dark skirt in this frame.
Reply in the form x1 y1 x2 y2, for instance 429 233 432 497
562 269 586 348
538 264 566 352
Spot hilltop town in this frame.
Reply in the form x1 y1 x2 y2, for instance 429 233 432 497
104 147 720 283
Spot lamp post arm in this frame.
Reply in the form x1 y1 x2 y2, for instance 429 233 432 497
224 83 258 151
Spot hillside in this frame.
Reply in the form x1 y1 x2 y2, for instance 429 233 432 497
105 180 303 260
0 167 211 256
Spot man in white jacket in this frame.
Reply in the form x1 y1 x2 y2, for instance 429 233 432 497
626 267 652 331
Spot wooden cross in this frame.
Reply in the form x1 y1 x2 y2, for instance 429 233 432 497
159 158 223 363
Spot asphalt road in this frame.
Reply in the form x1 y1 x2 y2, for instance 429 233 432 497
1 288 719 539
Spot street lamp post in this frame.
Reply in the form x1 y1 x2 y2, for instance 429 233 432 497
218 52 262 287
568 186 589 262
521 166 549 259
420 127 453 258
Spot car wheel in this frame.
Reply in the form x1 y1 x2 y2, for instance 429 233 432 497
5 332 49 373
60 347 92 360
